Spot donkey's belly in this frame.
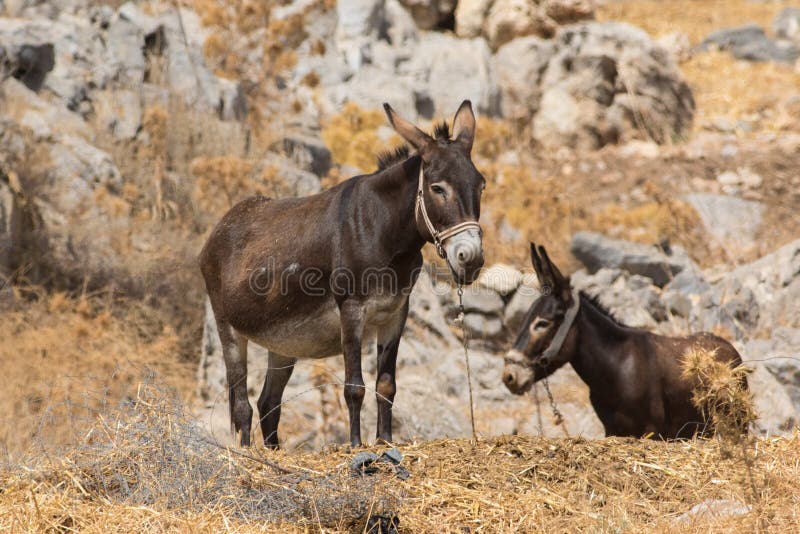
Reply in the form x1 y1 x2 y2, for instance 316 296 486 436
245 299 343 359
242 293 407 359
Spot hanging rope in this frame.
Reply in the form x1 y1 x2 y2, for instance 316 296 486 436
455 285 477 442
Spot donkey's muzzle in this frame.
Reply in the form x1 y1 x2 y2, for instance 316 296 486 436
503 350 534 395
444 228 484 284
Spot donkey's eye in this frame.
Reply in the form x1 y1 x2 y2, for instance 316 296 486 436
533 318 551 330
431 184 447 198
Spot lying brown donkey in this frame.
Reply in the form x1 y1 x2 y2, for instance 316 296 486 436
502 243 747 439
200 101 485 447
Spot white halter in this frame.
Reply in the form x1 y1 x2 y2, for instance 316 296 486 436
415 164 482 259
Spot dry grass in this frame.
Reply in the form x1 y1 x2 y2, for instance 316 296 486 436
682 51 800 133
681 347 755 441
597 0 786 44
1 380 799 532
477 161 709 269
0 292 197 460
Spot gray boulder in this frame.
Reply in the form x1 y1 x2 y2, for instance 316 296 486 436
0 164 19 278
774 8 800 43
476 263 523 296
570 231 689 287
335 0 387 71
696 239 800 338
685 193 764 253
0 16 104 108
694 279 760 340
571 268 661 329
533 22 695 149
105 14 149 87
492 36 555 120
463 312 505 340
407 270 460 348
92 89 142 140
259 155 322 197
159 8 247 119
0 78 143 288
456 0 594 50
322 64 419 120
744 328 800 413
661 264 709 318
1 76 89 140
399 32 499 116
747 364 798 436
278 133 333 178
324 24 498 119
457 286 505 315
699 24 800 64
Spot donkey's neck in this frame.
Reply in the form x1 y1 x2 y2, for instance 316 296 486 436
365 155 426 256
569 295 642 391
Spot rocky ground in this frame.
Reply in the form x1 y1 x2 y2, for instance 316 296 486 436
1 0 800 457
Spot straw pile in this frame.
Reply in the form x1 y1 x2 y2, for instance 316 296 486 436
2 381 799 533
681 347 755 440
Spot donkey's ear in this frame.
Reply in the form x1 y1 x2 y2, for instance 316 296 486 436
452 100 475 155
383 103 435 159
538 246 565 284
530 242 547 286
538 246 570 300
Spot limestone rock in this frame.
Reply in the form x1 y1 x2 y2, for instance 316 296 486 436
571 231 689 287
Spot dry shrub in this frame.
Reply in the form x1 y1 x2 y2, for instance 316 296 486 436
479 164 583 268
473 118 515 161
191 156 253 214
192 0 231 27
321 102 392 172
681 347 755 441
235 0 270 33
191 156 291 218
201 32 241 79
591 183 710 258
142 105 168 155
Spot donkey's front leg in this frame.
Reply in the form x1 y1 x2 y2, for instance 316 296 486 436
375 299 409 443
339 299 366 447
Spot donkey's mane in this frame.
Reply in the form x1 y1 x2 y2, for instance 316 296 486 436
579 291 628 328
432 120 450 140
375 120 452 171
376 145 411 171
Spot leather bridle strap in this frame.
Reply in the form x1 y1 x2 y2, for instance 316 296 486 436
416 164 482 259
534 290 581 367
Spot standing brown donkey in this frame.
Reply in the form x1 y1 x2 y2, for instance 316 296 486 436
200 101 485 447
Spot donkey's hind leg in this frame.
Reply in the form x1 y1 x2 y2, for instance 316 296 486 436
257 351 297 449
219 323 253 446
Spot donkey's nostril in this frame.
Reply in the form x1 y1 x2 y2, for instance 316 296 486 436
503 371 514 385
458 250 467 262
